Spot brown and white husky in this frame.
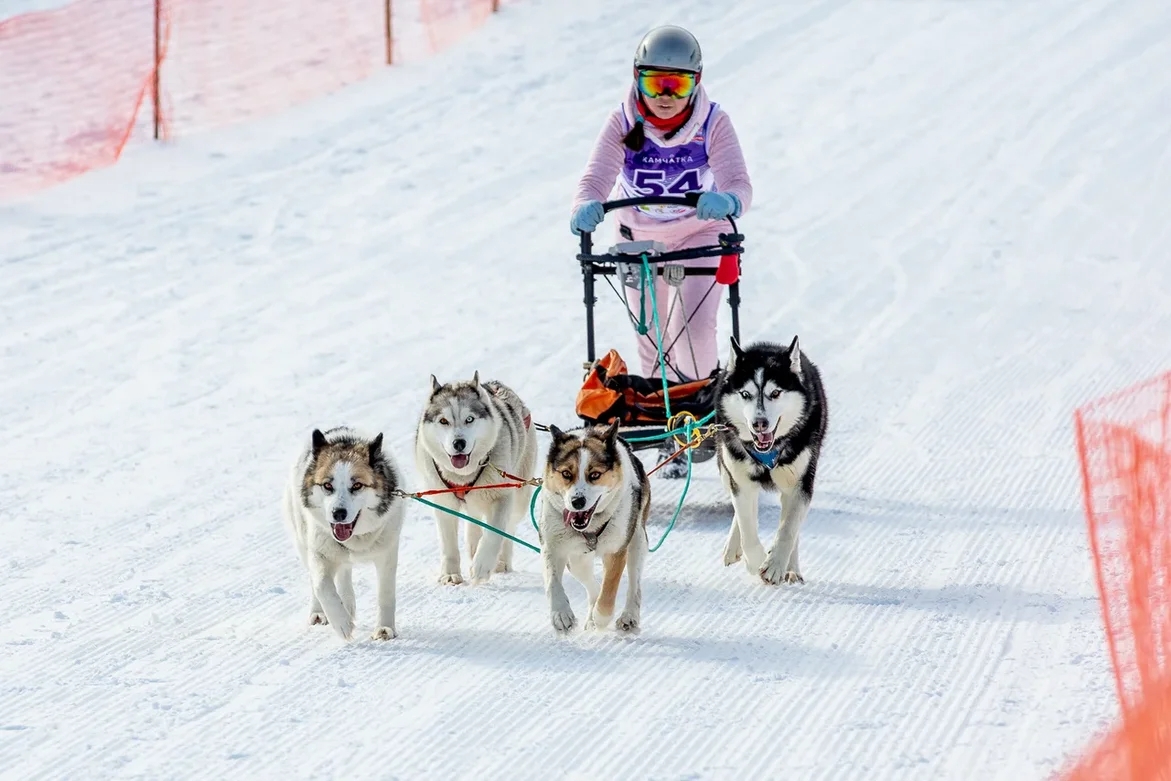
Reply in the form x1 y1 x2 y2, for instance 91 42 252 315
537 420 650 634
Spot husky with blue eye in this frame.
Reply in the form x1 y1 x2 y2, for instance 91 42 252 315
281 426 404 641
715 337 828 585
414 373 537 585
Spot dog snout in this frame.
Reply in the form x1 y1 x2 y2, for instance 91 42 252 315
332 507 348 522
752 418 771 432
570 496 587 511
452 438 467 453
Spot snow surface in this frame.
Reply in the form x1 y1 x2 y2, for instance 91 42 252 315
3 0 1171 778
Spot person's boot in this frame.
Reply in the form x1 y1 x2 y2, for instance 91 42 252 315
655 440 689 479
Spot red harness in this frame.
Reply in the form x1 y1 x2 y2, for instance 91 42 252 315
438 462 488 501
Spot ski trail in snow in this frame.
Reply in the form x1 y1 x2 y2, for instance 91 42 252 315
3 0 1170 778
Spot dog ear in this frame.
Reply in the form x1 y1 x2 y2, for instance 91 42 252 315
548 424 566 442
788 335 803 377
472 370 480 387
368 433 384 465
430 374 442 395
603 418 622 448
729 336 744 371
311 429 328 457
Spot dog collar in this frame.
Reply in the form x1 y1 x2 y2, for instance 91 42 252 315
579 520 611 551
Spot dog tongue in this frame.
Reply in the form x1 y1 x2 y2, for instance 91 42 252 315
332 523 354 542
451 453 470 469
563 510 591 530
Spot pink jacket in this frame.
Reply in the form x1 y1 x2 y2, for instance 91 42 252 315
573 85 752 244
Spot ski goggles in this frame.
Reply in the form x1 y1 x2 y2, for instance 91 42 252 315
636 69 698 100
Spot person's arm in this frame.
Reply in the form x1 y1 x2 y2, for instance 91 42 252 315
707 110 752 215
573 110 627 211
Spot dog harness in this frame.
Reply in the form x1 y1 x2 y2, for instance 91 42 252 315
436 458 489 501
748 444 783 470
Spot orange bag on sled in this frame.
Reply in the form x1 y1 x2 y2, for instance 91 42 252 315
575 349 718 427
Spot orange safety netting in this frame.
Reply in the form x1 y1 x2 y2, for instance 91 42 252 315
0 0 157 199
1058 371 1171 779
2 0 506 196
156 0 385 136
1058 677 1171 780
419 0 496 53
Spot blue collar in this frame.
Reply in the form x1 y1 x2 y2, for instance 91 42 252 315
749 445 783 469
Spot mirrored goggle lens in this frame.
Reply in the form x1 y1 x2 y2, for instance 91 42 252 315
637 70 697 99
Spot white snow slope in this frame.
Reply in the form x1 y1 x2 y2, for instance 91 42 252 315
3 0 1171 778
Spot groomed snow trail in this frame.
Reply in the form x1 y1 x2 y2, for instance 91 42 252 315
3 0 1171 778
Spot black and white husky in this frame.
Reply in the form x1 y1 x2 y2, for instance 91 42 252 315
415 373 538 585
715 337 828 585
281 427 405 641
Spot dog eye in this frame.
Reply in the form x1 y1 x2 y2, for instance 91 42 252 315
464 415 474 424
439 418 450 426
769 390 782 399
588 471 602 481
322 481 334 493
560 469 573 480
740 391 752 399
351 482 364 492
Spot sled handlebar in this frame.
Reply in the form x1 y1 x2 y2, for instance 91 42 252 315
578 194 741 260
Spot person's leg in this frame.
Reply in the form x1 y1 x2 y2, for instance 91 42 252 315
660 226 724 381
622 262 673 379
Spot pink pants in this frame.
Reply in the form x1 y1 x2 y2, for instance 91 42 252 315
621 223 725 382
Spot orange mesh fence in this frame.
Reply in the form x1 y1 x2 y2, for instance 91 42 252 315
2 0 507 196
1076 372 1171 711
1057 371 1171 779
0 0 157 199
1057 677 1171 781
156 0 385 136
419 0 496 53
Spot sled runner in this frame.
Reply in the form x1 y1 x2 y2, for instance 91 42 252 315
573 194 745 458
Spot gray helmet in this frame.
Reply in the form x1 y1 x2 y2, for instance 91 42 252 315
633 25 702 73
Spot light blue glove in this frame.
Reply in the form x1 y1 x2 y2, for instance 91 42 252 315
695 191 741 220
570 200 605 235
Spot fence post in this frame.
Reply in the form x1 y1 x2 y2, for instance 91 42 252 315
153 0 161 139
384 0 393 65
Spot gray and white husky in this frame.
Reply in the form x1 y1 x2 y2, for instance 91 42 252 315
537 420 650 634
281 426 405 641
715 337 829 585
414 373 538 585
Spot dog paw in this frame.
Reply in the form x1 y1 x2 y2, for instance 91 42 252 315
589 610 613 630
722 541 742 567
551 608 576 633
438 572 464 586
743 547 767 574
468 561 495 585
308 612 329 626
759 558 803 586
616 612 641 634
330 617 355 642
494 560 513 574
371 626 398 641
